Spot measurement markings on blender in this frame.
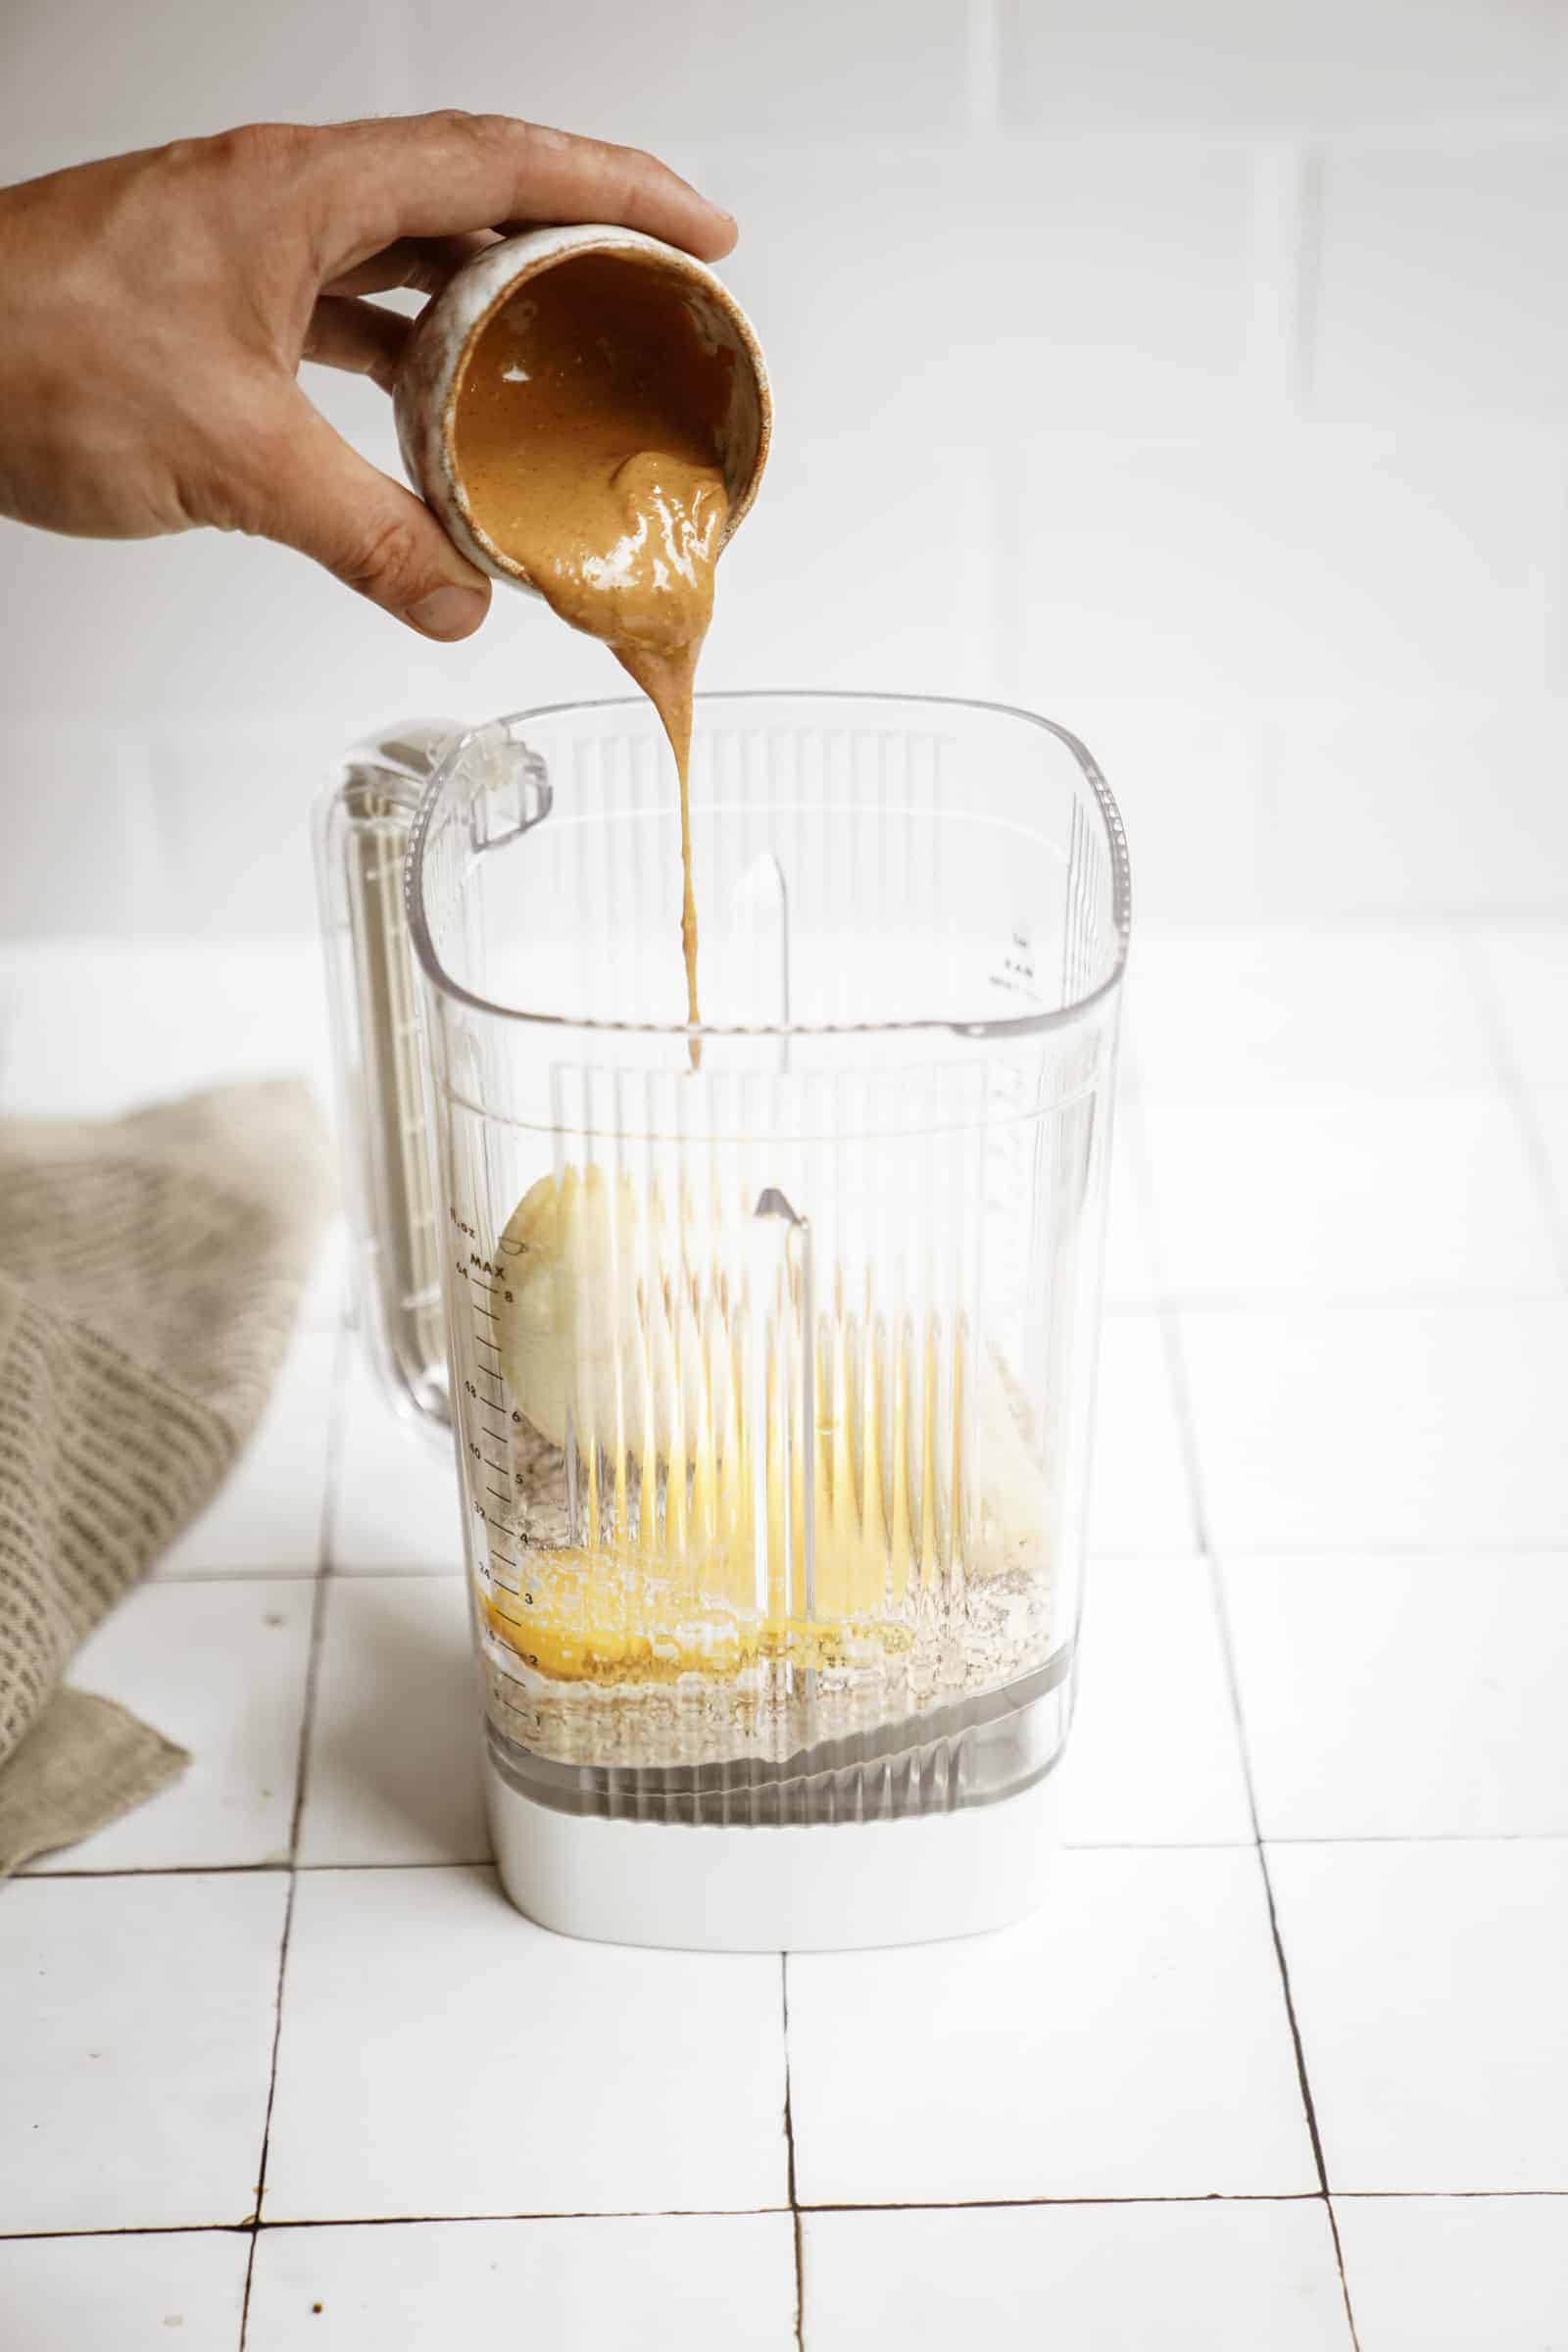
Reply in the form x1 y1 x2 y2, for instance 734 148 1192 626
456 1246 524 1593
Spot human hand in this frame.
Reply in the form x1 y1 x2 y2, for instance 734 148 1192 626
0 114 735 639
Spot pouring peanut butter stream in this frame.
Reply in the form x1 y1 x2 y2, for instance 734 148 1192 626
437 241 760 1054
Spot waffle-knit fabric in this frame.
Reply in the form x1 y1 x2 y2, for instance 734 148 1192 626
0 1080 329 1874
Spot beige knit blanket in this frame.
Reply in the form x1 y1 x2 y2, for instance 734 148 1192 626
0 1080 330 1875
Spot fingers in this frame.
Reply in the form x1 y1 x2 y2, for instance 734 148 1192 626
306 113 736 283
323 229 497 299
255 386 492 639
302 295 411 393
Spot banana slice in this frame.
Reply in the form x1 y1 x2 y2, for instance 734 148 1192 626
495 1164 730 1458
493 1165 1047 1573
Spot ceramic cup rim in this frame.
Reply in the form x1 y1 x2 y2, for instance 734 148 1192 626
393 222 772 598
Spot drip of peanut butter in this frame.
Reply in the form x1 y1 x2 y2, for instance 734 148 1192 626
451 253 734 1054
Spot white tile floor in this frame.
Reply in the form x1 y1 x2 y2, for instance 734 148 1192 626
1267 1840 1568 2194
0 1873 287 2232
1054 1556 1254 1846
1332 2195 1568 2352
1224 1553 1568 1840
296 1575 487 1867
801 2202 1352 2351
2 926 1566 2345
265 1867 789 2221
787 1847 1317 2205
327 1354 461 1576
0 2231 251 2352
1088 1311 1199 1552
23 1577 316 1871
247 2214 799 2350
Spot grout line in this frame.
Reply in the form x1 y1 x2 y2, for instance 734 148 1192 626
288 1325 349 1799
237 1866 299 2344
161 1561 465 1580
797 2184 1568 2214
898 2185 1568 2204
0 2196 1352 2253
152 1567 324 1586
792 2208 807 2348
283 1588 333 1870
20 1863 295 1882
1259 1830 1568 1848
1249 1829 1362 2352
1151 1296 1361 2351
24 1828 1568 1886
781 1956 806 2351
0 2225 258 2245
16 1859 485 1881
7 2188 1568 2248
16 2189 1568 2260
240 2205 791 2229
238 1326 349 2349
1327 2187 1568 2201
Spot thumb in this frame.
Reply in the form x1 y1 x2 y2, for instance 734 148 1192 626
256 390 491 639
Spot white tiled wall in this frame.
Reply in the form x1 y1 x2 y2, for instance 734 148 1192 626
4 0 1567 935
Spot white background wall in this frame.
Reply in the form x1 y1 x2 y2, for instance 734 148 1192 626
3 0 1566 935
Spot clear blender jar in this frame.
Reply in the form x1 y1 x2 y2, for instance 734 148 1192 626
318 691 1129 1950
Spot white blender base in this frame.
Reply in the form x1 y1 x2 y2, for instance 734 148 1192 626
485 1755 1062 1951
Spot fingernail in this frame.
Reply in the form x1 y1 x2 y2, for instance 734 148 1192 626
409 584 488 639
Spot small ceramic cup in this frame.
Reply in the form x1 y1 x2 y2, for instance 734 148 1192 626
394 223 772 599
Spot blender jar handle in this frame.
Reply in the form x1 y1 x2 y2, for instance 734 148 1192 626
316 724 458 1443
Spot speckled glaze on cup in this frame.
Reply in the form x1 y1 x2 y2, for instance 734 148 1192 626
394 223 771 600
